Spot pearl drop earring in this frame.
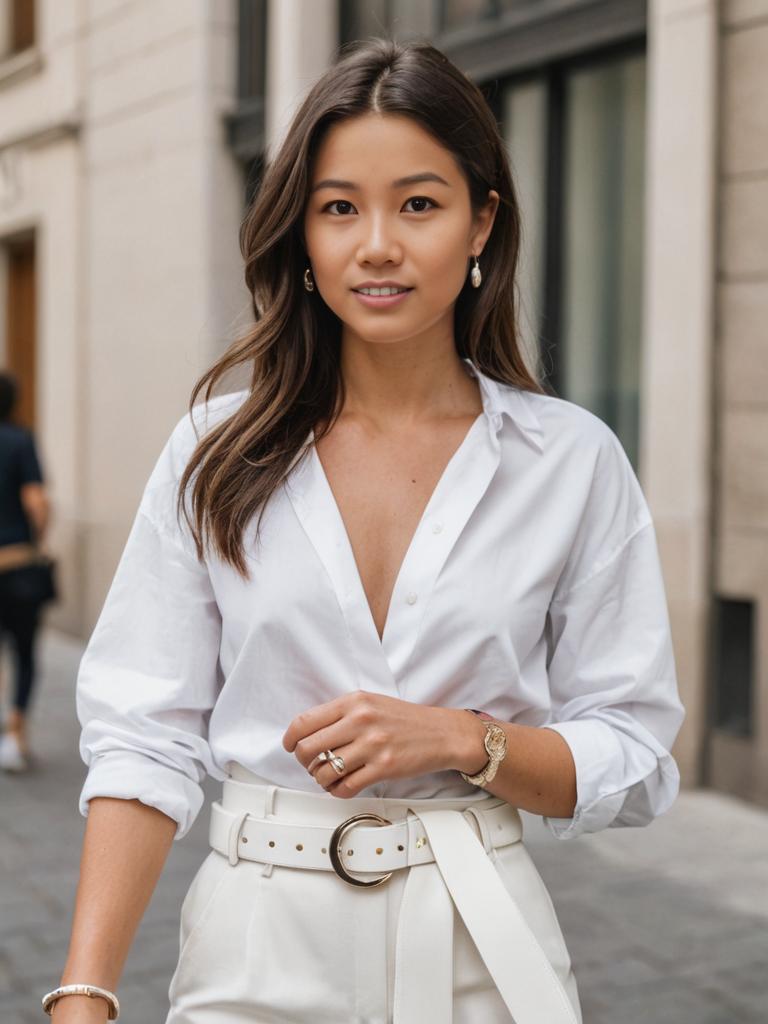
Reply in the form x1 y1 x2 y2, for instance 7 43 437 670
303 267 315 292
470 255 482 289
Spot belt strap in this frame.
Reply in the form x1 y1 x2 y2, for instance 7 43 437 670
208 799 577 1024
394 807 578 1023
209 797 522 873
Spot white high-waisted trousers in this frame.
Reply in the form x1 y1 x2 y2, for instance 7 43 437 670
164 765 582 1024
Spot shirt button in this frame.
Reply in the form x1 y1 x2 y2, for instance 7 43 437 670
431 521 443 534
406 592 418 605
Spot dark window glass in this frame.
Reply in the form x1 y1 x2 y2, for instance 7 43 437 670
341 0 392 39
497 0 538 9
560 53 646 465
503 49 646 467
229 2 268 170
238 0 267 102
441 0 494 30
341 1 435 41
714 598 755 737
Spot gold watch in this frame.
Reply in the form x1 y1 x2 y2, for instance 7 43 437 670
459 712 507 787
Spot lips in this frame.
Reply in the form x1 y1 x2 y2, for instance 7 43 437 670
351 284 414 309
351 282 413 296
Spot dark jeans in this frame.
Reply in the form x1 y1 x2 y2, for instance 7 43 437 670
0 577 40 715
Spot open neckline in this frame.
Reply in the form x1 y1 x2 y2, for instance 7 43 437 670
310 412 485 648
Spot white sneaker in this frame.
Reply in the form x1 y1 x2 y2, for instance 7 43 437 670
0 731 28 772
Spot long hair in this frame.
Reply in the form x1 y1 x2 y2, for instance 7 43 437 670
178 38 545 577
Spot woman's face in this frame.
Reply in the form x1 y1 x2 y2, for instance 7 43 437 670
303 113 498 349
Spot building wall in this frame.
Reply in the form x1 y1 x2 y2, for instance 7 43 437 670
711 0 768 803
79 0 247 629
265 0 337 157
1 1 248 635
643 0 718 789
0 0 84 633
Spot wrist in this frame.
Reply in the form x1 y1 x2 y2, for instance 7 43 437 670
450 708 493 775
50 995 110 1022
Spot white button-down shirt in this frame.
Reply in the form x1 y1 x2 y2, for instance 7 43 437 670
77 359 685 842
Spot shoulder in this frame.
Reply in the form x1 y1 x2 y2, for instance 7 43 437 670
139 389 250 521
0 422 34 448
163 389 251 477
505 386 636 489
515 387 621 457
499 385 653 576
0 423 40 471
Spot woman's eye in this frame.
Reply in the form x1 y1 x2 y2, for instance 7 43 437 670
324 200 357 215
402 196 436 213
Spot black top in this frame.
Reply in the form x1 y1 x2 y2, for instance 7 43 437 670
0 422 43 547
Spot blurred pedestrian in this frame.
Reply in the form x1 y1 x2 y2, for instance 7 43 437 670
0 370 51 772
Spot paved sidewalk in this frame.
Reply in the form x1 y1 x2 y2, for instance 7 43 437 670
1 630 766 1023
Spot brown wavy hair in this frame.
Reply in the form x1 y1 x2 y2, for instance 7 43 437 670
178 37 545 578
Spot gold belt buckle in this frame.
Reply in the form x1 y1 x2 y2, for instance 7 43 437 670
329 812 393 887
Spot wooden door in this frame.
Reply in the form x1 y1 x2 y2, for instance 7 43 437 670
4 236 37 429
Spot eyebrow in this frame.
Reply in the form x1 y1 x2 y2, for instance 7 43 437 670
310 172 451 194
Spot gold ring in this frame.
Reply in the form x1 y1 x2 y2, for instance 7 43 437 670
329 813 393 887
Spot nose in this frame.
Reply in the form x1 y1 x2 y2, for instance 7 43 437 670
355 212 402 267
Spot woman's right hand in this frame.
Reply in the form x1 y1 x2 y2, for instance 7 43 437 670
49 993 110 1023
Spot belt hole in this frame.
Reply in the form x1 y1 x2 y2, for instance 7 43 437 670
347 849 354 856
321 847 327 854
397 844 404 851
296 843 303 851
241 837 248 844
268 840 275 847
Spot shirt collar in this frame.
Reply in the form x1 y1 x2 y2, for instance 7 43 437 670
462 358 544 454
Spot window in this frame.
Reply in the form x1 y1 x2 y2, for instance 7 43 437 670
340 1 434 42
228 0 268 192
558 52 646 463
713 598 755 738
441 0 493 31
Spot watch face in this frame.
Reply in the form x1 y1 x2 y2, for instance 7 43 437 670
485 726 507 755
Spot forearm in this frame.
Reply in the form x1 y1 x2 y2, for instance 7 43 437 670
20 483 50 544
444 709 578 819
51 796 177 1022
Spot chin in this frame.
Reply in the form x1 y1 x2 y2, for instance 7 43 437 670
349 322 427 347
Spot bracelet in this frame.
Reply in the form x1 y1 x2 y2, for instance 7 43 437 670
459 710 508 787
41 984 120 1019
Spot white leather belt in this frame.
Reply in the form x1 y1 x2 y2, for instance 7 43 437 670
209 774 578 1024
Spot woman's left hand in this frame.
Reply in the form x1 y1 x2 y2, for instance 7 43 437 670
282 690 475 797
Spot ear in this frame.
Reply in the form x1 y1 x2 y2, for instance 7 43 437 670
470 189 500 258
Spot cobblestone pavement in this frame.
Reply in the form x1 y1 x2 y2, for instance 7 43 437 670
1 630 766 1023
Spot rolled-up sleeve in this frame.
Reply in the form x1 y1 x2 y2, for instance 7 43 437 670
541 427 686 840
77 411 227 841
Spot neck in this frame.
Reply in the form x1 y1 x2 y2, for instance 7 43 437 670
337 332 482 432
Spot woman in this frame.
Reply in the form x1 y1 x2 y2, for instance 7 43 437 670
0 371 50 773
44 40 685 1023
